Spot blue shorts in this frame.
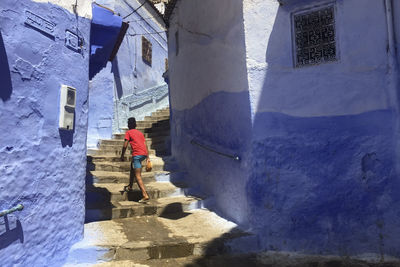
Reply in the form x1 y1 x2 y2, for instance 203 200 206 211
132 155 147 169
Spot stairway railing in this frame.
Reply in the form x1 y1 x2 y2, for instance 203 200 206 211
0 204 24 217
190 139 241 161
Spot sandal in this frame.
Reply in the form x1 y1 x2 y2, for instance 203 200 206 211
123 185 133 192
138 198 150 203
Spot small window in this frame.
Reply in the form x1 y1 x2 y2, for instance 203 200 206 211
293 5 337 68
142 36 152 66
165 58 168 72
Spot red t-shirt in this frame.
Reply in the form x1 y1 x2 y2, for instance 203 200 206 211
125 129 148 156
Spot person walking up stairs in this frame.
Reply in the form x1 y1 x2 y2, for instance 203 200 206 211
120 117 150 203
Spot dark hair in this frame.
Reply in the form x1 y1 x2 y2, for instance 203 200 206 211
128 117 137 129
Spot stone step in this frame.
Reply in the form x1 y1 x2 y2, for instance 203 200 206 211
73 209 253 265
113 130 170 139
100 136 167 146
88 147 170 157
86 181 185 202
144 115 170 121
151 109 170 116
97 143 167 152
69 253 397 267
88 170 171 184
137 119 169 126
136 121 169 128
87 148 170 159
88 155 165 164
88 158 165 172
118 254 261 267
85 195 202 222
122 124 170 133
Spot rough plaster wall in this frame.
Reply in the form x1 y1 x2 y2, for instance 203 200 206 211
244 0 400 258
168 0 252 225
0 0 90 265
32 0 92 18
168 0 250 111
245 0 389 117
87 63 114 148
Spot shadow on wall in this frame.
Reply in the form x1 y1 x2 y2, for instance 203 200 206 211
112 57 123 99
59 114 75 147
0 216 24 250
247 3 400 259
0 31 13 102
85 156 113 223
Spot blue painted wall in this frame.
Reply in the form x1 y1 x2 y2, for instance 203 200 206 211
168 0 400 260
87 0 168 148
89 4 122 80
168 0 252 225
0 0 90 265
87 63 114 148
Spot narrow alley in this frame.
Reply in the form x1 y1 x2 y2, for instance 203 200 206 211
1 0 400 266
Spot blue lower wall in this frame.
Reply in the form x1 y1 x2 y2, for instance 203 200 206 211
248 110 400 257
171 91 253 225
171 89 400 259
0 1 90 265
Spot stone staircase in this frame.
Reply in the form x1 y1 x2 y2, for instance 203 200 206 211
64 107 256 266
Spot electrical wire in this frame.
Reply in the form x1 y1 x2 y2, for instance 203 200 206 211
126 15 159 23
123 1 146 19
127 31 166 36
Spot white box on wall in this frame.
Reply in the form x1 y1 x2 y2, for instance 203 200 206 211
59 85 76 130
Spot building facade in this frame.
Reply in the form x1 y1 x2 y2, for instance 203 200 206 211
167 0 400 259
87 0 169 148
0 0 92 265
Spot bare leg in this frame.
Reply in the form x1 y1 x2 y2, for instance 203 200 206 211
135 168 149 199
128 161 135 189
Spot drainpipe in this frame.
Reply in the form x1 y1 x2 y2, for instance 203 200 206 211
385 0 399 108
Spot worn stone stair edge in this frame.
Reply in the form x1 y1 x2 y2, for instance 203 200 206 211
114 235 257 262
89 181 188 193
88 155 167 164
86 195 204 211
90 165 165 173
89 170 170 184
66 254 400 267
90 170 185 185
88 147 169 156
89 154 166 162
112 131 170 139
85 196 206 221
87 182 187 202
99 137 166 145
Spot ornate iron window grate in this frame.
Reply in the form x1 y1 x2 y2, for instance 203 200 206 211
142 36 152 66
293 5 337 67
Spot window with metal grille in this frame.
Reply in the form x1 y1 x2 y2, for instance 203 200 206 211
142 36 152 66
293 5 337 68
